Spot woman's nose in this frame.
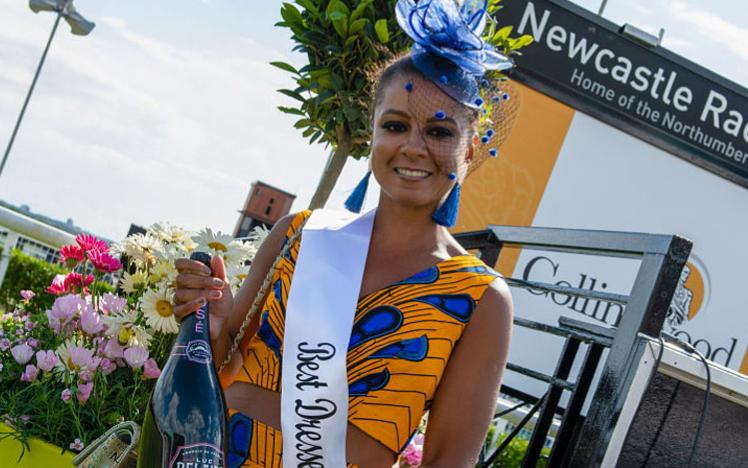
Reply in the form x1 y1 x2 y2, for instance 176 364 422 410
402 126 428 158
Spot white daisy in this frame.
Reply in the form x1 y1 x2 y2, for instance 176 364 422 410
192 228 240 258
148 222 192 245
102 309 152 347
113 233 163 267
140 288 179 334
150 260 178 288
248 225 270 245
120 270 147 294
226 262 249 293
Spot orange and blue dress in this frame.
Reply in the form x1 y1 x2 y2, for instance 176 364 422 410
225 211 501 467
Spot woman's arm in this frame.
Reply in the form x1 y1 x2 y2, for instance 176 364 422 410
211 213 296 375
419 277 514 467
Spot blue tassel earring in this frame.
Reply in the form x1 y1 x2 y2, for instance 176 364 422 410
344 171 371 213
432 172 461 227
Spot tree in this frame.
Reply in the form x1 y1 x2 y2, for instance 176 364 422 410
273 0 533 209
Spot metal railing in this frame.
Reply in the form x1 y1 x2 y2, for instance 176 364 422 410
455 224 691 467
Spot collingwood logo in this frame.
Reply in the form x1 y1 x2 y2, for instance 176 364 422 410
666 254 710 330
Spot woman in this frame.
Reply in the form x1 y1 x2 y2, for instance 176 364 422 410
174 1 514 466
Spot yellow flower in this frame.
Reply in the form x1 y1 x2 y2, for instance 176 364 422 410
140 288 179 334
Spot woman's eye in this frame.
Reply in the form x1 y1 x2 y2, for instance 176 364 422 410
426 126 454 138
382 121 407 132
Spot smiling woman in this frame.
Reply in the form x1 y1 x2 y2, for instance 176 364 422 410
171 1 518 467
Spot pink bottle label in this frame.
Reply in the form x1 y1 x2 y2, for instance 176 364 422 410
169 443 223 468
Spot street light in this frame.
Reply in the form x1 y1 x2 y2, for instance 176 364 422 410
0 0 95 179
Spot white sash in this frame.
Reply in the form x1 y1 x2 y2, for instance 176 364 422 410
281 209 375 467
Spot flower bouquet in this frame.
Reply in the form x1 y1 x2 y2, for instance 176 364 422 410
0 223 265 460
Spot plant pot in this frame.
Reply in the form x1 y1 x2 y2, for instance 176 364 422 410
0 422 75 467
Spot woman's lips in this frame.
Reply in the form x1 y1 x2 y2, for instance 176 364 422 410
394 167 432 180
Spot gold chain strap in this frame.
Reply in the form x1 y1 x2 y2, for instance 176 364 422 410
218 218 307 373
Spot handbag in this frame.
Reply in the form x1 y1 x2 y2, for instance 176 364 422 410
71 421 139 468
217 217 306 373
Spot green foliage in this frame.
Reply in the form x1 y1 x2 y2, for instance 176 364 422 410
480 426 550 467
0 249 66 315
0 250 113 316
274 0 411 160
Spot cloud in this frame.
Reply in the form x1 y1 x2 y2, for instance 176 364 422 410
667 1 748 63
0 1 352 240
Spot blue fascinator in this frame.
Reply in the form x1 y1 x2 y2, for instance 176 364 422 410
395 0 513 108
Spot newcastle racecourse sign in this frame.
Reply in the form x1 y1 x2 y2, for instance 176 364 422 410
498 0 748 188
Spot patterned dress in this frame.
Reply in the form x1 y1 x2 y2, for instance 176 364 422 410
225 211 501 467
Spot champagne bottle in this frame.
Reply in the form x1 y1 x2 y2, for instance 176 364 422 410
137 252 227 468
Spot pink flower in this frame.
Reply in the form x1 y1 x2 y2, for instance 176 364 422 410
59 245 85 268
99 358 117 375
88 250 122 273
47 294 85 334
36 350 58 372
0 338 10 351
20 290 35 301
401 433 424 466
26 338 39 348
401 444 423 466
99 293 126 315
79 304 104 335
69 346 98 371
123 346 148 369
64 272 95 294
47 274 68 295
69 438 85 451
20 364 38 382
75 233 108 253
143 358 161 379
101 338 124 359
11 344 33 365
78 369 93 382
61 388 72 402
77 381 93 403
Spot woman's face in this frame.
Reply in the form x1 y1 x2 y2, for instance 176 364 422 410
371 74 475 210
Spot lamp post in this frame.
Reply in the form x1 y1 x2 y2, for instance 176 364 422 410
0 0 95 179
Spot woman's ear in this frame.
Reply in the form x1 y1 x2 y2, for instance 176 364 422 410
465 136 476 165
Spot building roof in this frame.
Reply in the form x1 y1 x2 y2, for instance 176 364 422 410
0 199 113 244
253 180 297 200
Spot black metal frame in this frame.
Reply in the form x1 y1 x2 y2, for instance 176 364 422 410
456 224 691 467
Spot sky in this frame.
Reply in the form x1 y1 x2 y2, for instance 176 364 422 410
0 0 746 241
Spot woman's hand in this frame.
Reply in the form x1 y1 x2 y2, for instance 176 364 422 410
173 255 233 341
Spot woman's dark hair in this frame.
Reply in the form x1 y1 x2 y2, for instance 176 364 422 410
370 54 481 125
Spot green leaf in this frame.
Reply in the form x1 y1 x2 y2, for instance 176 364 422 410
325 0 350 18
374 19 389 43
277 106 305 116
294 118 312 128
294 0 319 17
348 18 368 36
350 0 373 22
329 11 347 22
278 88 305 102
344 35 358 49
302 126 317 137
514 34 534 48
280 3 303 27
493 25 513 42
310 130 323 144
269 61 299 74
